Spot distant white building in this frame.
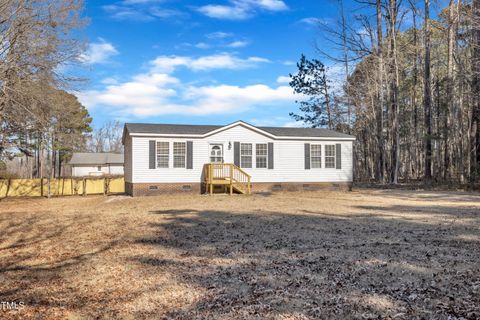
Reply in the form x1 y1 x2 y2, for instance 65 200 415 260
69 153 124 177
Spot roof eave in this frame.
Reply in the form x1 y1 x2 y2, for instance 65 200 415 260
127 132 356 141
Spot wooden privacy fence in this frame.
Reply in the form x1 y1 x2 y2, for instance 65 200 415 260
0 177 125 198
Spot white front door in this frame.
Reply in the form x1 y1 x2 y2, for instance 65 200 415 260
209 144 224 163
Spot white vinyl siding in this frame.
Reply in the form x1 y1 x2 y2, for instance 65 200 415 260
256 144 267 168
311 145 322 168
129 124 353 184
240 143 252 168
124 136 132 182
173 142 186 168
72 165 124 177
325 145 336 168
156 142 169 168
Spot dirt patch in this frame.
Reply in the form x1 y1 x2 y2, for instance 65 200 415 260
0 189 479 319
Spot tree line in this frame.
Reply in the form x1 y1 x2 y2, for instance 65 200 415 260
291 0 480 186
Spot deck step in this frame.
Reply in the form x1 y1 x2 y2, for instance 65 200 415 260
204 163 251 195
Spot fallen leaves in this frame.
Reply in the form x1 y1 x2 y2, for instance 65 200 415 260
0 189 478 319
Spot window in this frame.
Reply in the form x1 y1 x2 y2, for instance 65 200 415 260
325 145 336 168
173 142 186 168
156 142 169 168
311 145 322 168
240 143 252 168
210 145 223 163
256 144 268 168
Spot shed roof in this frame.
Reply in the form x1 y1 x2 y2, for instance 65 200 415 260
124 121 355 139
69 153 124 165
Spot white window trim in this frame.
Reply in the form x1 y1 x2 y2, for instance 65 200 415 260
310 144 322 169
255 143 268 169
173 141 187 169
240 143 253 169
324 144 336 169
209 143 224 163
156 141 170 169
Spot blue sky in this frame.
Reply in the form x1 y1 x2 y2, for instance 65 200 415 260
76 0 355 128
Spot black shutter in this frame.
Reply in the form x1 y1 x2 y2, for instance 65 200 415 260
268 142 274 169
186 141 193 169
149 140 156 169
234 142 240 166
336 143 342 169
304 143 310 170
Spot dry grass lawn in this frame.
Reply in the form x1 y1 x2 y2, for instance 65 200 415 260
0 189 479 319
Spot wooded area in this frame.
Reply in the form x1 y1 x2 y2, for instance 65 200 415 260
0 1 123 179
291 0 480 186
1 0 479 187
0 0 90 179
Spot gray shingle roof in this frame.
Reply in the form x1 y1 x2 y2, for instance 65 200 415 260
125 121 355 139
125 123 220 135
69 153 124 165
258 126 354 138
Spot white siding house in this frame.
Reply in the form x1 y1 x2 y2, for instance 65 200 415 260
122 121 355 196
69 153 124 177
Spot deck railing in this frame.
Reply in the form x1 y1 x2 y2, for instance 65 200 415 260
204 163 251 195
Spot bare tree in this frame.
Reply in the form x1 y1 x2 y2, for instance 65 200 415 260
424 0 433 181
0 0 86 158
88 121 124 153
471 0 480 181
376 0 386 182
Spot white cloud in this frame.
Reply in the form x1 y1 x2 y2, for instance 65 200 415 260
122 0 164 4
78 54 295 117
103 5 153 21
254 0 288 11
226 40 249 48
79 40 119 64
299 17 324 26
283 121 304 128
150 53 270 73
103 2 185 21
197 4 249 20
194 42 210 49
276 75 290 84
205 31 234 39
197 0 288 20
250 116 304 128
101 77 120 85
282 60 296 66
150 7 185 18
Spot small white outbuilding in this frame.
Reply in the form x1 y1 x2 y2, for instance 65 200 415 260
69 153 124 177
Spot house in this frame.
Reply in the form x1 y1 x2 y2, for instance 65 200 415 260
122 121 355 196
69 153 124 177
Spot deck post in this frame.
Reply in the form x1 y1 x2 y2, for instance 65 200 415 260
229 164 233 195
247 176 251 195
209 164 213 195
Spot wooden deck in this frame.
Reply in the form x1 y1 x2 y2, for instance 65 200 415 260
203 163 251 195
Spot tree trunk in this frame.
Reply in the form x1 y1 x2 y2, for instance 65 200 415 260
424 0 433 181
388 0 400 184
445 0 456 181
339 0 351 131
376 0 385 183
470 0 480 182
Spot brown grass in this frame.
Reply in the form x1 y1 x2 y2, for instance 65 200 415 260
0 189 479 319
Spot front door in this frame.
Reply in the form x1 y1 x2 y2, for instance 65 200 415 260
209 144 223 163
